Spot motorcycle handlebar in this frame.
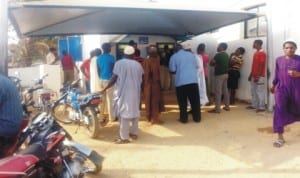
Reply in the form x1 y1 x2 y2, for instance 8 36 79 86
27 86 43 93
33 73 48 85
60 79 81 92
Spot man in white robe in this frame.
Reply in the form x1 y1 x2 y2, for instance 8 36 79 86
90 48 102 93
89 48 107 122
195 54 209 105
100 46 144 144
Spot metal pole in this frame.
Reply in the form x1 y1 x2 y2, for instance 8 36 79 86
0 0 8 75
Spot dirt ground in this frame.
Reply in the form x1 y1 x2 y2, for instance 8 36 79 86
63 91 300 178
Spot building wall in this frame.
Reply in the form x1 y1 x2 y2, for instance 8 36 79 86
8 64 63 94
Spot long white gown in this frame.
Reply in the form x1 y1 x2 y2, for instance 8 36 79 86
195 54 209 105
89 56 101 93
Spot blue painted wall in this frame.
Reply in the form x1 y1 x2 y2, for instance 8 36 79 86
58 36 82 61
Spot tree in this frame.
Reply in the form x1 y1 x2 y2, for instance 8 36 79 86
8 20 58 67
8 0 57 67
8 36 58 67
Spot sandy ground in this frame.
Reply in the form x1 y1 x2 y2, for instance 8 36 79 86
62 91 300 178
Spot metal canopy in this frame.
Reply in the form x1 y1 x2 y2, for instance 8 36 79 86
8 0 257 38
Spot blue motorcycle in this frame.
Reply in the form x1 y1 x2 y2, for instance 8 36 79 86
51 79 101 138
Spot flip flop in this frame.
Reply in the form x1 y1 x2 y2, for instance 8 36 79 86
114 138 130 144
273 139 285 148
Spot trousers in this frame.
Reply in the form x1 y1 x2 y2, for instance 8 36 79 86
214 74 230 112
119 117 139 140
250 77 265 110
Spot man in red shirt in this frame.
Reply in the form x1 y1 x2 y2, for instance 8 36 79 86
247 39 267 112
80 50 95 93
61 50 79 83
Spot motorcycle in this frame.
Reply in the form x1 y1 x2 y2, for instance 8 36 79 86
22 73 55 113
0 112 104 178
51 79 101 138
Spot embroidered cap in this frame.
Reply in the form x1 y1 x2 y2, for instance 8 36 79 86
124 46 135 55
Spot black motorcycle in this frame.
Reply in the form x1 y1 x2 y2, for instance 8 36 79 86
0 112 104 178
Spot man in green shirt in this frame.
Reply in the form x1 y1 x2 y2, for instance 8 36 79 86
208 42 230 113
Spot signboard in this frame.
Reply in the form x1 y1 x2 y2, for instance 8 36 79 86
138 36 149 44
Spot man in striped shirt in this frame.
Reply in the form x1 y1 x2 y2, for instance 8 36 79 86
228 47 245 104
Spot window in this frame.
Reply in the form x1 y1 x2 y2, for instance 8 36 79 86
244 4 267 38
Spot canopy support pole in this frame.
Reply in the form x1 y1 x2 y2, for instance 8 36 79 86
0 0 8 75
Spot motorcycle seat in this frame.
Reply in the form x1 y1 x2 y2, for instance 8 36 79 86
0 154 39 176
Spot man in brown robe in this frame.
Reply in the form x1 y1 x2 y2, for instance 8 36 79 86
143 45 164 124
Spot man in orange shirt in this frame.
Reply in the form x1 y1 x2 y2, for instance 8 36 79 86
247 39 266 112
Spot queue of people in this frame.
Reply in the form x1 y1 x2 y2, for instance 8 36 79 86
7 39 297 147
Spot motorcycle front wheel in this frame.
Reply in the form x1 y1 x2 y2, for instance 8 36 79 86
83 150 103 174
82 107 99 139
52 103 73 124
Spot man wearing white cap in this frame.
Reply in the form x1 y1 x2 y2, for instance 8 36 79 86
100 45 144 144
